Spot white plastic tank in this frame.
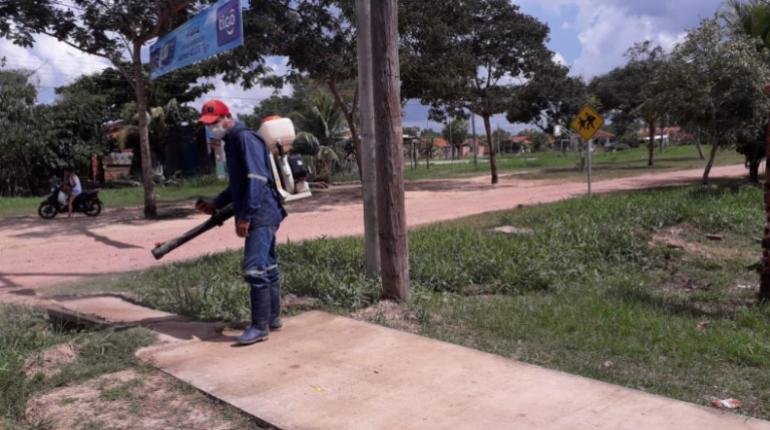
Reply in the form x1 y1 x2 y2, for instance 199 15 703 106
257 116 296 154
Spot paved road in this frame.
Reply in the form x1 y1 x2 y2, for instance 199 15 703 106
0 164 748 296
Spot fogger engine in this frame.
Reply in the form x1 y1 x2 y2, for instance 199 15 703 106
258 115 312 202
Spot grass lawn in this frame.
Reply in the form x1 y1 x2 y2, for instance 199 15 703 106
0 307 154 428
58 179 770 419
0 176 227 218
331 144 742 182
0 305 268 429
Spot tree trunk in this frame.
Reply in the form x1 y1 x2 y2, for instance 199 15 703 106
695 132 706 161
702 139 719 185
133 41 157 218
760 115 770 302
648 120 655 167
371 0 409 301
355 0 380 280
482 114 498 184
659 117 664 154
328 81 363 181
749 159 761 184
471 112 478 167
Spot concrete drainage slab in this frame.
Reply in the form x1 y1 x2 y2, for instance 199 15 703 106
137 311 770 430
50 295 175 324
47 295 224 343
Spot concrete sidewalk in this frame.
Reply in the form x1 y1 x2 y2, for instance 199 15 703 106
137 311 770 430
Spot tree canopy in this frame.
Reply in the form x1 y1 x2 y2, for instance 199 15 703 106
401 0 558 183
659 18 770 183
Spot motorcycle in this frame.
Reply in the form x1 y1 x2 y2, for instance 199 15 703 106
38 186 103 219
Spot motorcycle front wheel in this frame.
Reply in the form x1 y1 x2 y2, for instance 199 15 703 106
84 200 102 217
38 203 58 219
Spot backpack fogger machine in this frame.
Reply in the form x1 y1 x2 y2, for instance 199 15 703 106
151 116 311 260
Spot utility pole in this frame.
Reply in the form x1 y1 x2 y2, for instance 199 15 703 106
760 84 770 302
355 0 379 279
371 0 409 301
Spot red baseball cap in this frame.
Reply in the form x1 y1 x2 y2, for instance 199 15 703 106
198 100 230 124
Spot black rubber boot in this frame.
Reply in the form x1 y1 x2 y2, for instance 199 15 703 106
236 287 270 345
269 281 283 330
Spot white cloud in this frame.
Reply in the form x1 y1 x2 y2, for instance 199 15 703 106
517 0 722 78
553 52 568 66
190 56 291 116
0 35 112 98
0 33 290 114
569 4 689 77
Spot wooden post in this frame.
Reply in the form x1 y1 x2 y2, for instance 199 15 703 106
355 0 380 279
371 0 409 301
760 84 770 301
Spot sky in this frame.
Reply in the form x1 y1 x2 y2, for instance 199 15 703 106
0 0 725 133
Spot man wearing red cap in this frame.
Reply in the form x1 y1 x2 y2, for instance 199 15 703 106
197 100 287 345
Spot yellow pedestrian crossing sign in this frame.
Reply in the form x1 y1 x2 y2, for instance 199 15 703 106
570 105 604 141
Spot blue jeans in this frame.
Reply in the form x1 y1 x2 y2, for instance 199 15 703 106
243 225 280 289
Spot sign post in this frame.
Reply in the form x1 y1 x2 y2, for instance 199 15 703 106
570 105 604 196
150 0 244 80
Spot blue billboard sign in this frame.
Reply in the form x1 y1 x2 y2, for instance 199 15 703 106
150 0 244 80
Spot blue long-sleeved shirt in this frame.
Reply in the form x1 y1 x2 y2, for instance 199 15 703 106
213 122 286 226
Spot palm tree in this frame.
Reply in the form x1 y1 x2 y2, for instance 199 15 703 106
289 91 347 181
725 0 770 301
291 91 348 148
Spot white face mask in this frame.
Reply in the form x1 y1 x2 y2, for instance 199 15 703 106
207 122 228 140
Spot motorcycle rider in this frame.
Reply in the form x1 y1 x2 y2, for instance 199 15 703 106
62 166 82 218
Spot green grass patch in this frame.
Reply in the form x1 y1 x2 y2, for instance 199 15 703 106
59 179 770 418
384 144 742 182
0 305 154 428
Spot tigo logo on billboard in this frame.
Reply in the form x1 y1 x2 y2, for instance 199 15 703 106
216 0 241 46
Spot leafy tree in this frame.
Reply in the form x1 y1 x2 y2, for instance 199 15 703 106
247 79 317 121
590 41 667 166
724 0 770 303
506 64 587 135
490 128 512 154
441 118 469 159
0 70 50 195
206 0 364 177
418 128 439 168
292 90 347 148
521 129 551 152
401 0 557 184
3 0 239 217
43 84 113 172
725 0 770 182
659 18 770 183
736 124 766 183
61 67 210 119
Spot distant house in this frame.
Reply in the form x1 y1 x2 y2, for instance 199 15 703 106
593 129 615 147
637 126 694 146
507 135 533 153
429 137 450 159
460 138 488 157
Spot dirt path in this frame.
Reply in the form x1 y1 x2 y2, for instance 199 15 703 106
0 164 748 296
